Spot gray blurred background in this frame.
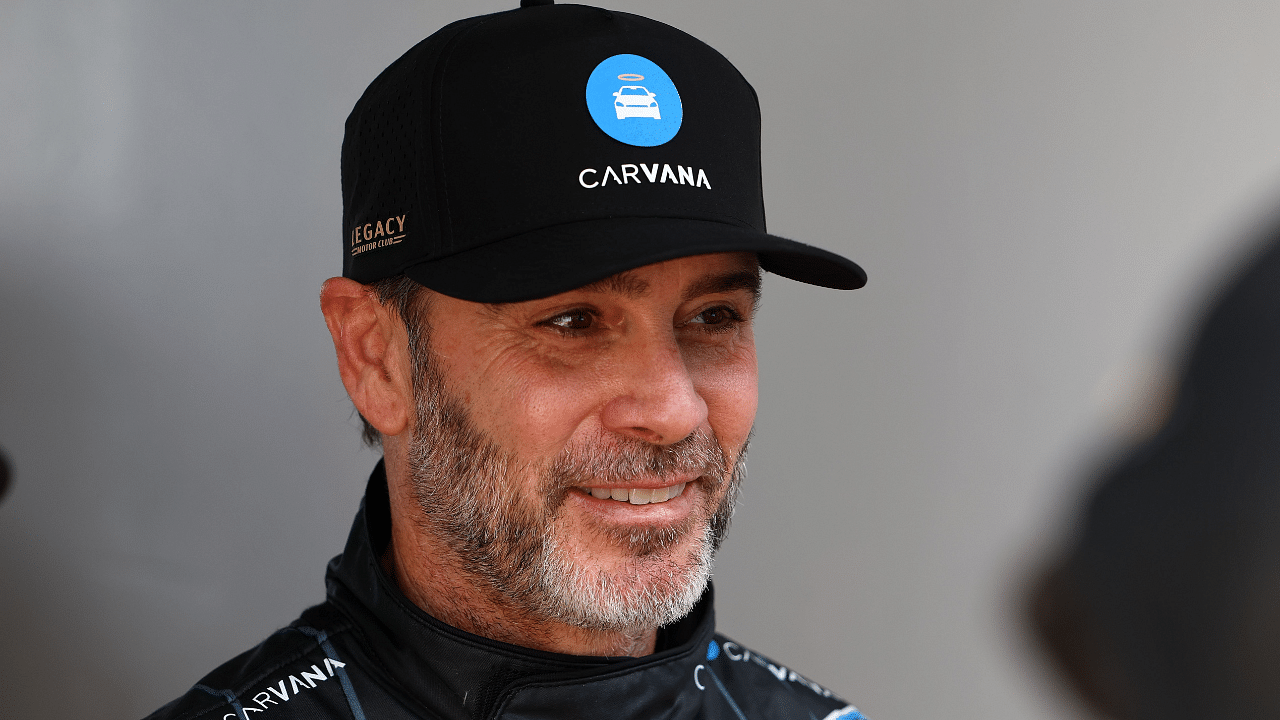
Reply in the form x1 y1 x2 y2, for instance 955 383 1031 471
4 1 1280 718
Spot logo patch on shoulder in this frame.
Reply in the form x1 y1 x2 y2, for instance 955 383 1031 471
585 54 683 147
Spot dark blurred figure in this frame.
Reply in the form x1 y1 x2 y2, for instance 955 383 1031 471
1030 224 1280 719
0 446 10 505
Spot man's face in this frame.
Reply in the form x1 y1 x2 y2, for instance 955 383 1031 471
404 252 760 631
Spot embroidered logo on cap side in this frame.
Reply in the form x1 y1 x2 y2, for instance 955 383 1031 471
586 54 683 147
350 214 407 256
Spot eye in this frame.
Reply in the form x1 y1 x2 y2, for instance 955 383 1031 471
689 305 743 328
544 309 594 331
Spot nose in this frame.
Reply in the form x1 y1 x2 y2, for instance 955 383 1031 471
599 331 708 446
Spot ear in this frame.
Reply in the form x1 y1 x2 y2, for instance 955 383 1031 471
319 277 413 438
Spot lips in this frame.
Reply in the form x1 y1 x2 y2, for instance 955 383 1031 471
584 483 688 505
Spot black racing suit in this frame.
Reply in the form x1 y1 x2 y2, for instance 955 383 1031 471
145 462 867 720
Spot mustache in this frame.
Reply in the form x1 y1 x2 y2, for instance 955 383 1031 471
543 428 731 490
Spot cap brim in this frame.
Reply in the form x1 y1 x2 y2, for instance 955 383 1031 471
402 218 866 302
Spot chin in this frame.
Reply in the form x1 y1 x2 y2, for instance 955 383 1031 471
531 529 714 631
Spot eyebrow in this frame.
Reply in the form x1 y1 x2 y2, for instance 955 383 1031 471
683 268 762 304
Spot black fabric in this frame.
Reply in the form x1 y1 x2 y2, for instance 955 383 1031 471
406 217 865 303
145 462 867 720
340 2 865 301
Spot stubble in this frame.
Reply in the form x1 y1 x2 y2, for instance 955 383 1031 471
403 335 744 633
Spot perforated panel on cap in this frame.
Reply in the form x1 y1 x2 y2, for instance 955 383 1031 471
341 15 488 282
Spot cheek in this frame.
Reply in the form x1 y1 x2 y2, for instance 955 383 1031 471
427 305 607 459
694 348 759 446
465 351 611 454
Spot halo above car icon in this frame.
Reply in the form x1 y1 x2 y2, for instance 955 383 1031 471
613 86 661 119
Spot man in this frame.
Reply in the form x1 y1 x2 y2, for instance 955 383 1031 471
148 2 868 718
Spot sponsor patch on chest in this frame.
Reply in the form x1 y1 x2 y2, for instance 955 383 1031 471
228 657 348 718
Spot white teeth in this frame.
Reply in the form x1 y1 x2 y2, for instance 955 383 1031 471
588 484 689 504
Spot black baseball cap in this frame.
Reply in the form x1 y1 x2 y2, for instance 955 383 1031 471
341 0 866 303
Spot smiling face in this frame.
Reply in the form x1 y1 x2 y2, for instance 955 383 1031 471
401 252 760 637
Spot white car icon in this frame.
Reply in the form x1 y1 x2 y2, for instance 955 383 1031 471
613 85 660 119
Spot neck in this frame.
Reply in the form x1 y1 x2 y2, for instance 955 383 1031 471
381 449 658 658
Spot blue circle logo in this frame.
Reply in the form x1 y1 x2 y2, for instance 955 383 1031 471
585 54 683 147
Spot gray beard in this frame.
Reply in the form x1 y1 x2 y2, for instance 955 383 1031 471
404 346 744 633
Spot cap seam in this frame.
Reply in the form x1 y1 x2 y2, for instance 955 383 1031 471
400 37 434 255
432 13 509 256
